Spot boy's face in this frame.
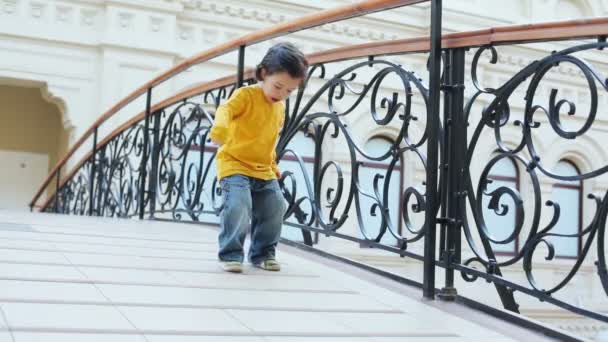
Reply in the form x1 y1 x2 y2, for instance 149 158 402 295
260 70 302 103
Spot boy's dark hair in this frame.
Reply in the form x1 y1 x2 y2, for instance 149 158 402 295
255 42 308 81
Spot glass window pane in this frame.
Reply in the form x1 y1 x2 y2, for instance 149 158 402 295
491 157 517 178
548 160 581 258
364 137 390 154
482 177 517 253
483 156 518 254
547 186 579 257
286 131 315 157
364 137 393 166
554 160 579 177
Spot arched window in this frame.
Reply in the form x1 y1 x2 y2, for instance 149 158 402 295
359 136 402 246
483 156 519 254
549 160 582 258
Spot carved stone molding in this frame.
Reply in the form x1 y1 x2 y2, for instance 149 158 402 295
40 84 71 129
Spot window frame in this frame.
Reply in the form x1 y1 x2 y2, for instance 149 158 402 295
551 160 583 259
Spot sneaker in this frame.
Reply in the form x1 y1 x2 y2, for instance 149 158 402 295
254 259 281 272
220 261 243 273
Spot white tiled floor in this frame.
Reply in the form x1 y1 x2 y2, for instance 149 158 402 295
0 249 70 264
77 266 179 285
96 283 393 311
0 230 214 251
261 339 464 342
119 306 252 333
0 263 86 280
0 211 557 341
0 280 108 302
144 336 265 342
1 303 135 331
321 312 446 335
61 252 163 269
226 310 354 334
167 270 347 292
12 333 148 342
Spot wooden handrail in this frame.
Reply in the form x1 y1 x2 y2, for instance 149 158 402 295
29 0 426 207
32 15 608 208
307 17 608 63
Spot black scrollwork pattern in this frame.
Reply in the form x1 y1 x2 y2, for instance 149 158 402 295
460 42 608 320
44 43 608 322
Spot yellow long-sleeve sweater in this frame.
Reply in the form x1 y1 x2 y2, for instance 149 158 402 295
209 85 285 181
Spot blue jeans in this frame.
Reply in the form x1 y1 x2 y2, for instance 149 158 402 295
218 174 286 264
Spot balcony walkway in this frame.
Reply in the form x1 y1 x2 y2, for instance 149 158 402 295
0 210 561 341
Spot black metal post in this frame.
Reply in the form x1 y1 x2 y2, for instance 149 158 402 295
88 127 98 216
438 51 451 277
54 166 61 213
237 45 245 88
438 48 519 311
95 146 106 216
438 48 466 301
147 111 162 218
138 88 153 219
423 0 442 300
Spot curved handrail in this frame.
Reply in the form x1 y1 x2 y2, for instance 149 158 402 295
306 17 608 62
29 0 426 207
31 15 608 208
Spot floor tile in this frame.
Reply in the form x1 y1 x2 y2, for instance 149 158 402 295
0 280 108 302
13 332 147 342
2 303 135 331
118 306 250 333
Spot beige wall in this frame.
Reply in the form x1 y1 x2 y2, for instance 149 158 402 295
0 85 69 172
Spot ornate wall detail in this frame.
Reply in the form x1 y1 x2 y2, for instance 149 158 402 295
2 0 17 14
176 1 397 42
81 9 97 27
56 5 73 23
118 12 134 29
201 28 217 44
30 2 45 19
149 16 164 33
39 84 70 129
178 25 193 41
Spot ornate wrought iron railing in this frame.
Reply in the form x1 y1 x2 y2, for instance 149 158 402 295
29 0 608 328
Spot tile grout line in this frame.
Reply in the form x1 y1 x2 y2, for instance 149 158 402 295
0 275 356 294
0 326 462 337
223 308 258 336
0 235 216 253
0 259 314 277
0 245 218 261
0 305 15 342
28 229 216 244
0 298 402 314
